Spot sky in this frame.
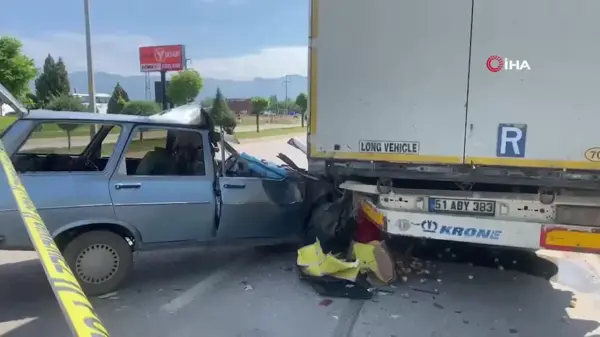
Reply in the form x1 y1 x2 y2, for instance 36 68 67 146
0 0 309 80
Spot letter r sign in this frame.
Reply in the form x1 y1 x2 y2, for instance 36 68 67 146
496 123 527 158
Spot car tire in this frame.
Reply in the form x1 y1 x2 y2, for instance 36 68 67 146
62 230 133 297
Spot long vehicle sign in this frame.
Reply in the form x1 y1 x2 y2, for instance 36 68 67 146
0 141 109 337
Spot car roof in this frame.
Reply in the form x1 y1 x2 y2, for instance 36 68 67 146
21 104 206 127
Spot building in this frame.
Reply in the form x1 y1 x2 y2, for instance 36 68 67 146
225 98 252 116
1 104 15 116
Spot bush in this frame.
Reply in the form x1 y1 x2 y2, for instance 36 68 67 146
46 94 86 112
46 94 87 149
121 100 161 116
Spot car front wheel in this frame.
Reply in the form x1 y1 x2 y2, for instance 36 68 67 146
63 230 133 296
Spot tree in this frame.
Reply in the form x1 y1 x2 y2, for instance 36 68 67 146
121 100 161 116
210 88 236 134
34 55 56 104
35 54 71 105
200 97 214 108
167 69 203 106
268 95 278 114
46 94 86 149
295 92 308 127
25 93 40 109
251 97 270 133
107 82 130 114
55 58 71 95
121 100 162 141
0 37 38 102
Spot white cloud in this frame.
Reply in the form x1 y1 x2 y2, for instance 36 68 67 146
18 32 307 80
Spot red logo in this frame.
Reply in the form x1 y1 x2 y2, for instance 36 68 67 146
486 55 504 72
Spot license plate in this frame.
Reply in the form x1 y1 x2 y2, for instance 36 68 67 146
428 198 495 216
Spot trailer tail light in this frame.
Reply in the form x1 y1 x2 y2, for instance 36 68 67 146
540 225 600 254
359 200 387 231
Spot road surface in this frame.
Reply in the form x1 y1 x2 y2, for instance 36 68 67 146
0 135 598 337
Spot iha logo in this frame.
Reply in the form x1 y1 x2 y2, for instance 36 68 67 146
486 55 531 72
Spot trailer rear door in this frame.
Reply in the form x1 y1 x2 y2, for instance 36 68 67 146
309 0 473 165
464 0 600 170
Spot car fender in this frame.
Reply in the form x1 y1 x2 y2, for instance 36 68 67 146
51 218 143 249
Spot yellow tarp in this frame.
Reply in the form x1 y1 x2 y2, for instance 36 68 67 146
297 239 394 283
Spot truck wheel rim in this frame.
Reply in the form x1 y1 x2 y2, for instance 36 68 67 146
75 243 120 284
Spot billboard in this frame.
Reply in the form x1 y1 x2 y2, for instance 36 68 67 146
139 45 186 72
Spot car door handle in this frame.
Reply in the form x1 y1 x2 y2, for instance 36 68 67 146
223 183 245 189
114 183 141 190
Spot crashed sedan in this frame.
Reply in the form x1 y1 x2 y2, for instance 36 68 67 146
0 103 334 296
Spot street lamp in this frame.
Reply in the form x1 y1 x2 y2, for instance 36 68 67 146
84 0 97 138
282 75 290 115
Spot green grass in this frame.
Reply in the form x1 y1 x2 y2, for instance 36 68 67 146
0 116 16 130
237 115 301 125
234 126 305 139
0 116 302 139
0 116 121 139
21 126 307 156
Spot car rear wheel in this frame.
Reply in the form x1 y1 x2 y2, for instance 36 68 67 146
63 230 133 296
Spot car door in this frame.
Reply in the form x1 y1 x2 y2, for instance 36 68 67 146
215 155 304 240
109 125 216 244
0 120 122 249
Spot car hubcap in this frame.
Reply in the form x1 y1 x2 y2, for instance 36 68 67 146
75 244 120 284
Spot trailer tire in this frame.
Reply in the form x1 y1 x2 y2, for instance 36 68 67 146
63 230 133 297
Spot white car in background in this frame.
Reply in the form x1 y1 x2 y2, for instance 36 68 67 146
73 93 111 114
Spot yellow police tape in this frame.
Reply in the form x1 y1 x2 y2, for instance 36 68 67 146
0 141 109 337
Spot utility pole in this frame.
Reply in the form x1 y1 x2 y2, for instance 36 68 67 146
283 75 290 115
84 0 97 138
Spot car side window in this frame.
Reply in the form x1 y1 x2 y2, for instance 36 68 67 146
13 121 121 173
120 126 206 177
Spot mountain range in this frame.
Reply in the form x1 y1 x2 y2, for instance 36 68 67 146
65 72 308 102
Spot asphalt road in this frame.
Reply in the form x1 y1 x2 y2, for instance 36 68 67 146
0 135 599 337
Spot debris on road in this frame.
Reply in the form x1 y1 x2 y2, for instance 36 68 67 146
296 228 397 300
98 291 119 299
410 287 440 295
319 298 333 306
240 280 254 291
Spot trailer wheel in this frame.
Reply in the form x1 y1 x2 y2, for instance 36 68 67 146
63 230 133 296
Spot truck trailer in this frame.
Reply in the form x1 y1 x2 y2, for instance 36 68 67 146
306 0 600 254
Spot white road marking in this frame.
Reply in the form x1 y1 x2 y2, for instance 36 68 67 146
160 253 256 314
0 318 37 334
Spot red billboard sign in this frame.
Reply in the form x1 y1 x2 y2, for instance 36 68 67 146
139 45 186 72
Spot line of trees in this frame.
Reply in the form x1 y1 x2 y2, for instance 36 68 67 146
0 36 308 138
